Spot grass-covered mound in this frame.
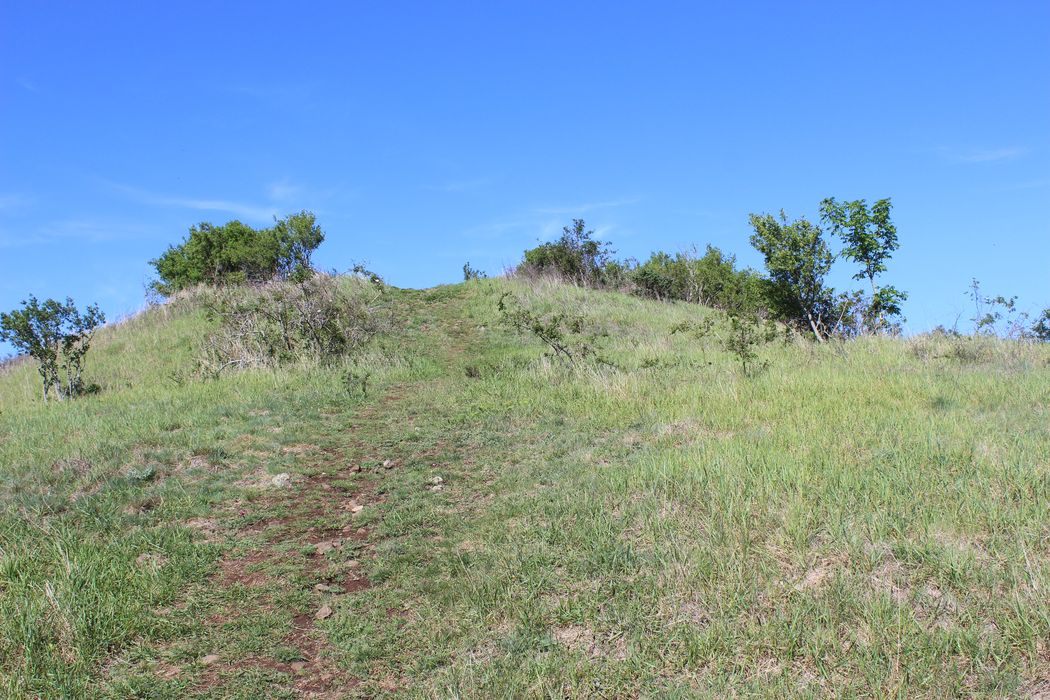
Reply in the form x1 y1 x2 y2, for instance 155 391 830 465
1 278 1047 698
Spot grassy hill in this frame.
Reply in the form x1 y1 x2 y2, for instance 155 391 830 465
1 278 1048 698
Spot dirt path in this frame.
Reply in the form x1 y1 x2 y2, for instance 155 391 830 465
179 291 481 698
193 386 418 698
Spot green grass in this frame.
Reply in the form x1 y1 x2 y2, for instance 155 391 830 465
1 278 1048 698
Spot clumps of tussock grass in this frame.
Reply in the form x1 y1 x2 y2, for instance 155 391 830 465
498 277 802 379
194 274 389 376
0 353 30 376
908 330 1049 368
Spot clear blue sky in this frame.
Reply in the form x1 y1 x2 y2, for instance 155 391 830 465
2 1 1048 352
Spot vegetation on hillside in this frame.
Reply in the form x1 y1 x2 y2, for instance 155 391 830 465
514 196 922 343
0 296 105 400
194 274 388 376
1 278 1048 698
1 205 1049 697
150 211 324 295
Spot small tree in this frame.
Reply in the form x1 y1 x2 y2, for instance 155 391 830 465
1031 308 1050 342
150 211 325 295
519 219 613 287
819 197 907 331
748 211 835 341
0 296 105 400
967 279 1030 338
462 262 487 281
497 292 601 366
722 311 778 377
632 245 765 312
272 211 325 282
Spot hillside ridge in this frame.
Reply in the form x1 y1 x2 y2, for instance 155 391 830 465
1 279 1048 698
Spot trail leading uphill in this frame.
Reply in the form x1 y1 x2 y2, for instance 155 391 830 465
1 280 1048 698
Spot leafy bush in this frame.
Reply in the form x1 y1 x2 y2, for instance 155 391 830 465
819 197 907 332
632 252 686 301
632 246 765 312
599 258 635 290
497 292 603 366
722 312 779 377
749 211 836 340
966 278 1033 338
150 211 324 295
196 274 385 375
462 262 487 281
749 197 908 340
518 219 613 287
1032 308 1050 342
0 296 105 400
671 311 778 377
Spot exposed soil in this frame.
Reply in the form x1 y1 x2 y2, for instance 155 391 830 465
191 388 412 697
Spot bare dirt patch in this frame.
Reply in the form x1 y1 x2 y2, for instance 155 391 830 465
186 388 418 696
552 625 629 660
184 517 221 542
796 562 834 591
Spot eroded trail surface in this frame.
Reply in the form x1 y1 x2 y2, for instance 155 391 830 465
195 387 413 697
88 284 1050 699
137 290 490 698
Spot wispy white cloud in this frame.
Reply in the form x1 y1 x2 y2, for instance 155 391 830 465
0 218 159 248
445 214 621 275
105 181 278 222
425 177 492 193
533 197 641 215
458 219 533 240
0 193 34 212
224 82 318 106
1000 178 1050 191
41 219 157 242
940 146 1026 164
16 77 41 93
266 179 304 202
458 196 638 246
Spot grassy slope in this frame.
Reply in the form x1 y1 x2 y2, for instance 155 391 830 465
1 279 1048 698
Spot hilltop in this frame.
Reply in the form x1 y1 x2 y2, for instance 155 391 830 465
1 277 1048 698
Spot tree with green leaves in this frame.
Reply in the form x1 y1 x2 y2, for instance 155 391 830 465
0 296 105 401
272 211 325 282
462 262 487 281
748 211 835 341
519 219 613 287
1031 308 1050 342
819 197 907 331
150 210 324 295
966 278 1035 339
631 245 765 312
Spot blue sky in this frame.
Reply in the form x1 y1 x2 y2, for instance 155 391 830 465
1 1 1048 352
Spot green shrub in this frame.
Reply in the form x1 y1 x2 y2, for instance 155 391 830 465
632 246 765 312
150 211 324 295
672 310 778 377
0 296 105 400
749 198 910 340
722 312 778 377
819 197 906 333
462 262 487 281
748 211 836 341
518 219 613 287
497 292 600 366
1032 308 1050 342
196 274 385 374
